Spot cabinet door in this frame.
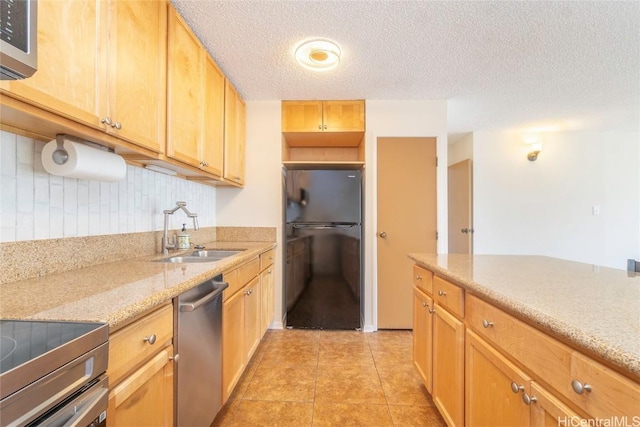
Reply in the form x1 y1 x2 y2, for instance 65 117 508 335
281 101 323 132
222 288 245 403
108 346 174 427
466 330 531 427
244 277 261 361
322 100 365 132
530 382 584 427
413 287 433 393
201 55 225 177
107 0 166 153
260 266 274 336
0 0 104 129
433 304 465 427
224 80 246 185
166 7 202 167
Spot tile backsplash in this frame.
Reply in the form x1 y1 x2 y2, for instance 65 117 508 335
0 131 217 242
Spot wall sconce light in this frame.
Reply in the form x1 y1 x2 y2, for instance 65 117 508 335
527 142 542 161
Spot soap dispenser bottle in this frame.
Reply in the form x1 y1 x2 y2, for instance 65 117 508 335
177 223 191 249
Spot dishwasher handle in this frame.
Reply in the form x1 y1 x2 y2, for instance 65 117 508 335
179 281 229 312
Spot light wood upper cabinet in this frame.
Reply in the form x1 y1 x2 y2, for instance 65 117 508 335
223 80 246 185
1 0 166 154
0 0 105 129
107 0 166 153
167 6 224 177
282 100 364 133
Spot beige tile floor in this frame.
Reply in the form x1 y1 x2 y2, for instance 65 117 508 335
213 329 446 427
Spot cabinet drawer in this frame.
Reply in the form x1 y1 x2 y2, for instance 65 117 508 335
433 276 464 318
413 265 433 295
224 257 260 300
260 248 276 271
466 294 640 418
108 304 173 385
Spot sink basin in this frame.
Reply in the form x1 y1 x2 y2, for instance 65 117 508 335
188 250 244 259
156 249 244 263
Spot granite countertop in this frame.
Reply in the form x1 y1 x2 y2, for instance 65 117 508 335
0 241 276 332
408 254 640 379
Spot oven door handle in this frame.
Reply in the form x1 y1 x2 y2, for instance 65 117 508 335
61 384 108 427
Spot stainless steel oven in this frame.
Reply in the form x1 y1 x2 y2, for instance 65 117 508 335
0 319 109 427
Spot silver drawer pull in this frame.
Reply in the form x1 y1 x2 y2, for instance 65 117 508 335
510 382 524 394
482 319 494 328
416 275 422 280
522 393 537 405
571 379 592 395
143 334 157 345
437 290 446 296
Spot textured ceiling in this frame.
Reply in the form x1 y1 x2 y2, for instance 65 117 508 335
170 0 639 138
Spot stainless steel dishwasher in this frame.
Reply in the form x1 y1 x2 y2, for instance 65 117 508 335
174 275 228 427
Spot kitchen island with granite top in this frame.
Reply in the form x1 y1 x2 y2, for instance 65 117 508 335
408 253 639 426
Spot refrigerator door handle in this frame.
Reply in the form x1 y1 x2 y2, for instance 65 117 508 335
292 223 356 230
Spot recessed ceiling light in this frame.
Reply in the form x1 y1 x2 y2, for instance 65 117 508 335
295 39 341 71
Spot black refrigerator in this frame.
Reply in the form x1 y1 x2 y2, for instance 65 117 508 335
284 169 362 330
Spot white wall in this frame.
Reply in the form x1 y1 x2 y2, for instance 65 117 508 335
448 133 473 166
216 101 284 326
0 131 216 242
473 130 639 270
365 100 448 331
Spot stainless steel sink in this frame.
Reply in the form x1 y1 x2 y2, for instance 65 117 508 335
188 250 243 259
156 249 244 263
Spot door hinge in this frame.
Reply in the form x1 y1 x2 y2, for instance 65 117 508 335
436 231 439 240
435 156 438 167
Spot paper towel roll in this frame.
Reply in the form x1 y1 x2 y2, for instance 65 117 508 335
41 137 127 182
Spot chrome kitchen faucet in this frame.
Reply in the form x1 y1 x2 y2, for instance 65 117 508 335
162 201 199 254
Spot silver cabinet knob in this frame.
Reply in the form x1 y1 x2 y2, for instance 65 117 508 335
428 308 436 314
379 231 387 238
437 290 446 296
416 275 422 280
571 380 592 395
143 334 157 345
318 125 322 130
169 354 180 362
101 117 112 126
422 301 427 308
522 393 537 405
112 121 122 130
482 319 494 328
510 382 524 394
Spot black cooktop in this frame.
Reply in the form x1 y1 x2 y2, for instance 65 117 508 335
0 319 108 400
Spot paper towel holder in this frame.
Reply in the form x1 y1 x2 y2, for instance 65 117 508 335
51 134 115 165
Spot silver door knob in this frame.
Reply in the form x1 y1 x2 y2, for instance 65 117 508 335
101 117 112 126
482 319 494 328
379 231 387 238
422 301 427 307
437 290 446 296
143 334 157 345
522 393 537 405
571 380 592 394
510 382 524 394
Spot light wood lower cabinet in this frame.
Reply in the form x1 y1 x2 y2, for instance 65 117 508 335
432 303 465 427
413 286 433 393
260 249 276 335
466 330 531 426
413 264 640 426
107 346 174 427
529 382 585 427
221 255 266 404
107 304 174 426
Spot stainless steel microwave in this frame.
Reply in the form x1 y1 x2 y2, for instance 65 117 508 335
0 0 37 80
